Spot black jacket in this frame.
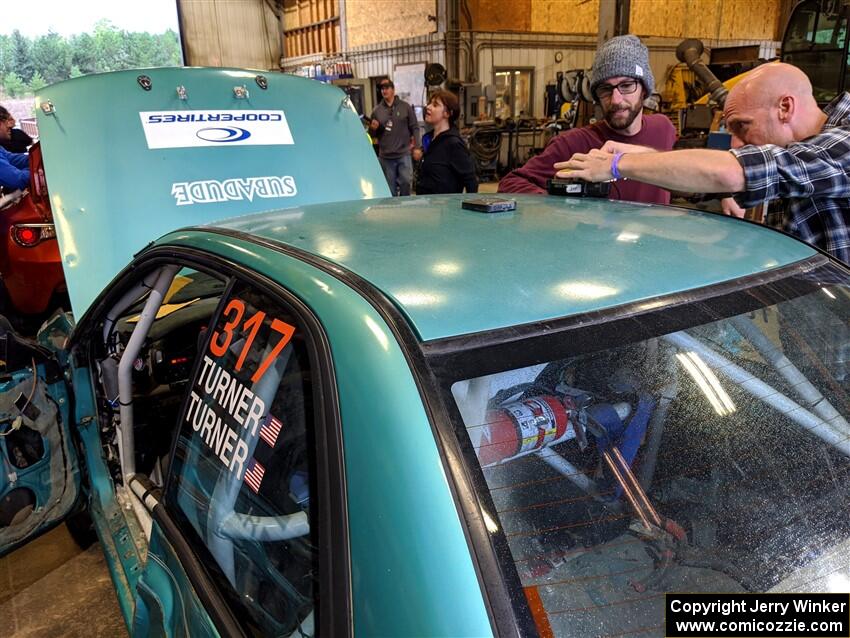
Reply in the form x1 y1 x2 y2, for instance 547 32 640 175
0 129 33 154
416 127 478 195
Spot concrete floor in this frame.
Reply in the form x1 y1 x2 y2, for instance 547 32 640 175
0 524 127 637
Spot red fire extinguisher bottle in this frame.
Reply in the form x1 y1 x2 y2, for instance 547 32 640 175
477 395 573 467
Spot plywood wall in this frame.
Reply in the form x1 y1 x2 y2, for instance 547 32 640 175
283 0 338 28
465 0 604 35
530 0 600 34
345 0 437 49
467 0 533 32
180 0 282 68
282 0 340 57
465 0 782 40
630 0 781 41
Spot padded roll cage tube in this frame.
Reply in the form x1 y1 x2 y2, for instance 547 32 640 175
128 474 161 512
731 316 850 432
216 511 309 542
102 269 164 345
117 265 179 482
664 331 850 456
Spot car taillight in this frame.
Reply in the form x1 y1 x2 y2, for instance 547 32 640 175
11 224 56 247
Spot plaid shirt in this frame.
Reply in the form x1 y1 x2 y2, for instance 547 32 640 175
731 92 850 263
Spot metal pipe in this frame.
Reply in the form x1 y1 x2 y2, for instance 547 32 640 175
536 449 599 495
732 316 850 436
603 450 651 530
612 446 661 527
675 38 728 107
637 379 677 490
664 332 850 457
218 511 309 541
128 474 160 511
102 269 163 344
117 265 179 482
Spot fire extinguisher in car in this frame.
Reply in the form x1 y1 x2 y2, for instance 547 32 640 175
477 395 575 466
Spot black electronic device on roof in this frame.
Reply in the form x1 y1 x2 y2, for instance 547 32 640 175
547 178 611 198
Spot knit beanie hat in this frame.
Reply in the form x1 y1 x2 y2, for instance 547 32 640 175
590 35 654 99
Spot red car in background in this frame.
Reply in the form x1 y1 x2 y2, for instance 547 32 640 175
0 141 66 317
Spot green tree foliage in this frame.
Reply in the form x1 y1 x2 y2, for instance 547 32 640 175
3 72 27 97
69 33 98 75
11 30 33 82
30 32 71 84
93 19 128 72
0 25 181 96
27 71 47 93
0 35 12 76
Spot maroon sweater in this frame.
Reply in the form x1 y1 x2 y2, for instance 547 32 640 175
498 114 677 204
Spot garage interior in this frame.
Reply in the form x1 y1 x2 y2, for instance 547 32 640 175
0 0 839 635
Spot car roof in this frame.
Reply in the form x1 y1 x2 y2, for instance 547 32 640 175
189 194 817 342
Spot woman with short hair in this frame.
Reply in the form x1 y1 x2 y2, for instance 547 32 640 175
416 90 478 195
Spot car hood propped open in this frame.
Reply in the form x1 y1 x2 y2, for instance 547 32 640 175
36 67 388 316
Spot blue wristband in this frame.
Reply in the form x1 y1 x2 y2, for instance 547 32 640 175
611 152 624 180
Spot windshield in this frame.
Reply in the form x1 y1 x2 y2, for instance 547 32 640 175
433 258 850 637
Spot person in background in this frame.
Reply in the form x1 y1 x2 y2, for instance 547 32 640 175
558 63 850 264
0 106 30 191
416 90 478 195
498 35 676 204
370 78 421 196
0 112 33 154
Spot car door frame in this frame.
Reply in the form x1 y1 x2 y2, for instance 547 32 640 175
70 245 351 637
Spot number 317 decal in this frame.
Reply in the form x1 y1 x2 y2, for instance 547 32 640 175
209 297 296 383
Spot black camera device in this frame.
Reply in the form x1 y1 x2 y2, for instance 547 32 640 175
547 178 611 198
461 197 517 213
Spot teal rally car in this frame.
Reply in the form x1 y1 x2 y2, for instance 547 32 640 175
3 68 850 638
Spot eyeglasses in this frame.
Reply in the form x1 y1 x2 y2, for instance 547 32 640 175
595 79 640 100
380 84 392 90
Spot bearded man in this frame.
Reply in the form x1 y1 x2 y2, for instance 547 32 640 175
499 35 676 204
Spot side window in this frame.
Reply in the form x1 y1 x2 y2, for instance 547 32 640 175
166 280 319 637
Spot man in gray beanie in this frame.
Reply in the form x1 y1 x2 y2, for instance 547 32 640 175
499 34 675 203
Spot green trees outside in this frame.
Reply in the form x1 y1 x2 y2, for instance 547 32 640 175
0 20 181 97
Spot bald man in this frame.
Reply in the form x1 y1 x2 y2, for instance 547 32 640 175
558 63 850 263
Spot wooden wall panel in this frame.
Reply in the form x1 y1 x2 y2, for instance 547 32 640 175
466 0 532 32
530 0 600 35
462 0 781 40
283 0 299 28
717 0 781 40
345 0 436 49
283 0 340 58
630 0 781 41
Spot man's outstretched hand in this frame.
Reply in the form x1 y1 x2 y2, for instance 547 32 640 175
599 141 657 155
554 148 615 182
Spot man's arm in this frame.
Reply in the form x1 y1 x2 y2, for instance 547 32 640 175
7 151 28 170
0 156 30 190
555 148 745 193
499 132 586 194
407 104 421 148
729 137 850 207
368 106 382 134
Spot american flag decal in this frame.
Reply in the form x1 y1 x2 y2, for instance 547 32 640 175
259 414 284 447
243 458 265 494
